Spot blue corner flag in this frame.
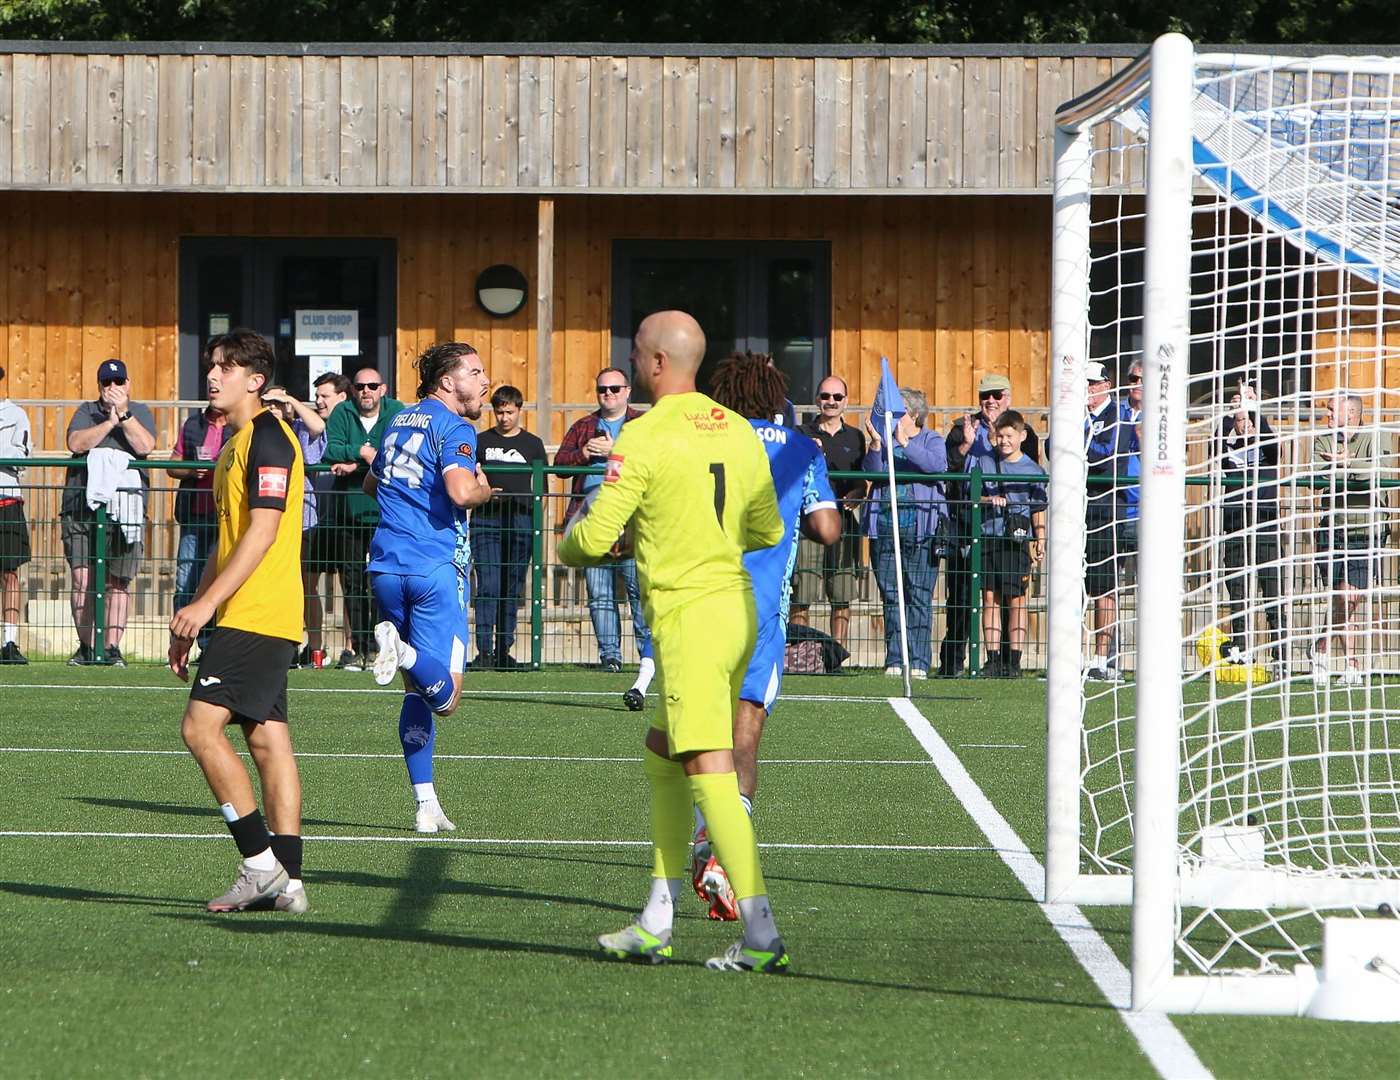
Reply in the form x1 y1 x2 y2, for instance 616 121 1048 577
870 357 907 436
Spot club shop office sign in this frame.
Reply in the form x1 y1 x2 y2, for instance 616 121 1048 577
294 310 359 356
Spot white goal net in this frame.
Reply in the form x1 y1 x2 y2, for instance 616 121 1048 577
1046 34 1400 1017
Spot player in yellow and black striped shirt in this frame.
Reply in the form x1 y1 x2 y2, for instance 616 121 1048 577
559 310 791 974
169 329 309 916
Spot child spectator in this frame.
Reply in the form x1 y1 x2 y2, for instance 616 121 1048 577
966 411 1046 677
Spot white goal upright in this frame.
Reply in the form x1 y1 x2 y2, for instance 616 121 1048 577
1047 33 1400 1018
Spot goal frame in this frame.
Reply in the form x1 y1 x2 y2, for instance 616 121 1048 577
1044 32 1400 1017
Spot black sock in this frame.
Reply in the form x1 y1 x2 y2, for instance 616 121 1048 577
227 809 272 859
270 834 303 880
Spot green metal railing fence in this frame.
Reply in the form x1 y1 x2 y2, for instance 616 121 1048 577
0 457 1394 677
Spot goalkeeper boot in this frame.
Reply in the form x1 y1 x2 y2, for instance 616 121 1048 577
415 800 457 834
690 835 738 922
705 938 790 974
690 830 713 903
622 687 645 711
372 621 403 687
207 859 288 912
597 923 673 965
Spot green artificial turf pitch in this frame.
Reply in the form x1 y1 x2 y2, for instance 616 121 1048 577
0 667 1394 1078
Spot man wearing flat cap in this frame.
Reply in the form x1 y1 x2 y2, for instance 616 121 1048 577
939 373 1041 678
61 358 157 666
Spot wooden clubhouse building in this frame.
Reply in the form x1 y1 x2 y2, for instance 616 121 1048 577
0 41 1164 447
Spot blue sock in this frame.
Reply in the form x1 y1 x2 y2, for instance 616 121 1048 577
398 693 436 786
404 650 455 713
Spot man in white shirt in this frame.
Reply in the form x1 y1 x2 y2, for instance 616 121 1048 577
0 367 32 664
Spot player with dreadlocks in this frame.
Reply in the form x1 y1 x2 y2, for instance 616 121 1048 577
687 352 842 920
364 342 494 833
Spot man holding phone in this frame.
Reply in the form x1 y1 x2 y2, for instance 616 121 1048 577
555 368 654 691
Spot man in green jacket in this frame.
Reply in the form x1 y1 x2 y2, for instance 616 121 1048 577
324 367 405 669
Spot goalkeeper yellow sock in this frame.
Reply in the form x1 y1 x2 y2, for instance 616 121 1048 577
688 770 766 900
643 746 692 883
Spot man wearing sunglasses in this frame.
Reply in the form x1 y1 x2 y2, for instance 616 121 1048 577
61 358 157 666
791 376 866 655
323 366 404 670
555 368 655 695
940 373 1041 678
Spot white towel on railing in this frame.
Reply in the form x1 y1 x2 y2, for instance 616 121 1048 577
86 447 145 544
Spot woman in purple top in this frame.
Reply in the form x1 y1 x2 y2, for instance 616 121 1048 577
860 387 947 678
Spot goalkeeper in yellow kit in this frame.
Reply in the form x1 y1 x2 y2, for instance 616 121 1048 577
558 310 789 973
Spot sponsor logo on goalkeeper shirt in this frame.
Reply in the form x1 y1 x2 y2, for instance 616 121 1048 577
684 408 729 432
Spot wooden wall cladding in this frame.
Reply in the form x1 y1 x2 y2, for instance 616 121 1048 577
0 190 1055 445
0 51 1132 194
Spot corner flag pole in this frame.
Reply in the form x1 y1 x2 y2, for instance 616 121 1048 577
878 366 914 700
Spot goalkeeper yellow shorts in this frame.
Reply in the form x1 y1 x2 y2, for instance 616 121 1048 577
653 588 757 756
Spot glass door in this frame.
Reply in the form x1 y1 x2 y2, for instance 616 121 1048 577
179 238 396 400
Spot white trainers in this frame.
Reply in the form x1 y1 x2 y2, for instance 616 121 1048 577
206 859 288 912
1310 642 1331 690
415 800 457 833
883 666 902 676
1342 665 1365 689
372 621 403 686
911 668 928 680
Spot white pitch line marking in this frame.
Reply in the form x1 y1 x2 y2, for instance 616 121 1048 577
0 746 932 766
888 697 1211 1080
957 743 1027 749
0 830 990 853
0 683 899 704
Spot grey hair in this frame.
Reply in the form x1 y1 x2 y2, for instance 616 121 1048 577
900 387 929 427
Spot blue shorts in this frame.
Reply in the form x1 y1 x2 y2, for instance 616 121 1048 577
370 563 469 675
739 613 786 714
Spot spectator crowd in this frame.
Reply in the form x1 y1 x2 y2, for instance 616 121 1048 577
0 354 1394 681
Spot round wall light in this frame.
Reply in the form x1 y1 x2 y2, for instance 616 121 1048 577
475 264 528 318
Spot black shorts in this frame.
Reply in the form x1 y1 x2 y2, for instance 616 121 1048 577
1084 518 1119 599
0 501 31 573
189 626 297 724
981 537 1030 597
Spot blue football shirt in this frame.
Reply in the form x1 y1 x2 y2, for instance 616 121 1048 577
743 419 837 627
369 397 478 575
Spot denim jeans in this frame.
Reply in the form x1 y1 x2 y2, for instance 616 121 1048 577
471 512 533 659
174 521 218 645
873 534 937 670
585 559 653 664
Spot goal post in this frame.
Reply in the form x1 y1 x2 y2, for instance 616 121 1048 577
1047 33 1400 1019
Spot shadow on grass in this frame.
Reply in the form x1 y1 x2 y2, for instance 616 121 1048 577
478 694 639 713
159 904 1119 1009
71 797 382 830
308 846 635 916
161 907 607 964
778 967 1117 1009
0 879 193 908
